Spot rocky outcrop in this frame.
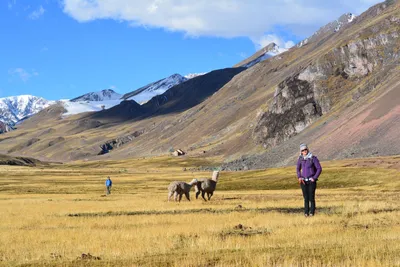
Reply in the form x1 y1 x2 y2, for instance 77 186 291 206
253 75 323 148
99 130 145 155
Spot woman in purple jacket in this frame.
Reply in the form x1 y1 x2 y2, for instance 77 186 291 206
297 144 322 217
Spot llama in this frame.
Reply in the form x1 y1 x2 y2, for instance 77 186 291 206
195 171 219 201
167 178 198 202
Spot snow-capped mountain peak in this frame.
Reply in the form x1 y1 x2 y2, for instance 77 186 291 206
122 74 188 104
70 89 122 102
0 95 55 126
235 42 285 69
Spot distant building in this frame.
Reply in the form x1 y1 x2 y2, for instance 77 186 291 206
172 149 185 156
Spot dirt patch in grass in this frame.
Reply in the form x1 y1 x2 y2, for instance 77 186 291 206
220 224 271 238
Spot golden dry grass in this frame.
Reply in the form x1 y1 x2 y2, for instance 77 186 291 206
0 156 399 266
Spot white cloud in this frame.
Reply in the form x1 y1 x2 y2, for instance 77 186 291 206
41 46 49 52
8 68 39 82
255 34 295 51
28 5 45 20
61 0 383 48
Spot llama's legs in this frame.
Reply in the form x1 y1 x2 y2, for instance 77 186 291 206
184 192 190 201
208 192 213 200
201 191 207 201
174 192 178 202
178 193 183 202
168 191 173 202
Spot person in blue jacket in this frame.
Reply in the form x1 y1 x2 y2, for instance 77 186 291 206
105 177 112 195
296 144 322 217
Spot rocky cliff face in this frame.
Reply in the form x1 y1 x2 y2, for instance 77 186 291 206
253 2 400 150
253 75 323 148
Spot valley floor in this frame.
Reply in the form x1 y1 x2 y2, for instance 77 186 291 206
0 156 399 266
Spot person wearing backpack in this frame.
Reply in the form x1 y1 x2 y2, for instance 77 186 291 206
105 177 113 195
297 144 322 217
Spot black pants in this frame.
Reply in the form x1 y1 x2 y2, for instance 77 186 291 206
300 182 317 215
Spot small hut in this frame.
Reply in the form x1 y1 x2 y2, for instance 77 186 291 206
172 149 186 157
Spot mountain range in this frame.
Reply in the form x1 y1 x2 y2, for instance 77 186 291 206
0 0 399 168
0 73 208 129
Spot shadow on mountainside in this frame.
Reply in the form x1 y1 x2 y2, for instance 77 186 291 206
90 67 246 123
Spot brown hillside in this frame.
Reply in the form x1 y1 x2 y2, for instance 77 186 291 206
0 1 399 167
0 154 45 167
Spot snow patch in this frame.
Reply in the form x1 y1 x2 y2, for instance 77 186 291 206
0 95 55 125
71 89 122 102
124 74 187 104
348 13 356 23
241 43 286 68
184 73 207 79
60 99 122 116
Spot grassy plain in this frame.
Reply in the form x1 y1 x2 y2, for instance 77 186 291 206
0 156 399 266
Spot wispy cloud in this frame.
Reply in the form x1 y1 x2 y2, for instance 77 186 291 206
8 0 16 10
40 46 49 52
8 68 39 82
28 5 45 20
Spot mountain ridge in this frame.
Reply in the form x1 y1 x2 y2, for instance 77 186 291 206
70 89 122 102
121 74 188 104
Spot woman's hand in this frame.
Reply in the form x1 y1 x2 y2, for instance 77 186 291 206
298 178 305 184
310 178 315 182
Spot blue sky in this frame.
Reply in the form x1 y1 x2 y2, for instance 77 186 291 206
0 0 381 100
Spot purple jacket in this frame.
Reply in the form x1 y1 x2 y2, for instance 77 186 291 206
296 156 322 180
